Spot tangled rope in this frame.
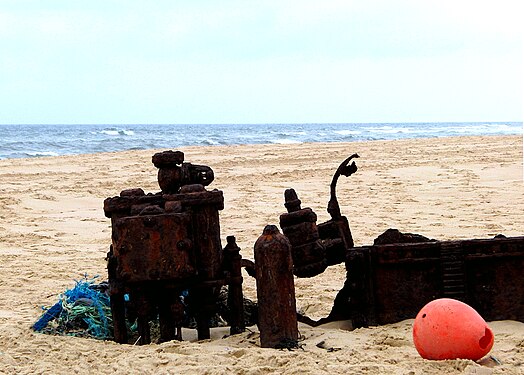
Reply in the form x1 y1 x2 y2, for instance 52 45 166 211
32 275 112 340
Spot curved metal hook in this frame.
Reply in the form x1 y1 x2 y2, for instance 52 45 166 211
328 153 359 220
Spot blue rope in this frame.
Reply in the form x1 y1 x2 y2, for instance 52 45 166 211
32 276 112 339
32 301 63 331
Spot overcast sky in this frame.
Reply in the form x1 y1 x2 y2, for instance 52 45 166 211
0 0 522 124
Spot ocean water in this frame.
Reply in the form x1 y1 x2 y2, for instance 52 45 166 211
0 122 521 160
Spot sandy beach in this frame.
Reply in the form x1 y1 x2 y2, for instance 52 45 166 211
0 135 523 374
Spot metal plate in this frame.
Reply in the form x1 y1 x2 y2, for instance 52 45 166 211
113 213 196 282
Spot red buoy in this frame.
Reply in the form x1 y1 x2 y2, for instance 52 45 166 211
412 298 494 360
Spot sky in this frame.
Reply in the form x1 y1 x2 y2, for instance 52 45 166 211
0 0 522 124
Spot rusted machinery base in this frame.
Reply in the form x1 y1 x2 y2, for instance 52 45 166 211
299 235 524 327
104 151 246 344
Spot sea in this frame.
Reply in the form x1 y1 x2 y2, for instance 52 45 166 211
0 122 522 160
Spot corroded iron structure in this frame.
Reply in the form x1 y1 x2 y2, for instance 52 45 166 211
337 235 524 327
280 154 359 277
103 149 524 347
283 155 524 328
104 151 244 344
254 225 298 348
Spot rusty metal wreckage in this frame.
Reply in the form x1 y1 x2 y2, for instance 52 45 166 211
103 151 524 348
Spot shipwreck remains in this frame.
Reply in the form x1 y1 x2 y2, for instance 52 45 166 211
104 151 245 344
103 149 524 347
279 154 359 277
254 225 298 348
283 156 524 327
337 234 524 327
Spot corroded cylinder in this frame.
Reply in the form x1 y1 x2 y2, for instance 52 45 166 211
223 236 245 335
152 150 185 194
254 225 298 348
280 189 327 277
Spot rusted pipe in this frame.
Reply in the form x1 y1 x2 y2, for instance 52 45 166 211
254 225 298 348
223 236 245 335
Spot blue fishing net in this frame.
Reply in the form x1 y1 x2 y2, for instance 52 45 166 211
32 277 258 342
32 275 112 340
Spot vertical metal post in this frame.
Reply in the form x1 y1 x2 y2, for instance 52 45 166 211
224 236 245 335
254 225 298 348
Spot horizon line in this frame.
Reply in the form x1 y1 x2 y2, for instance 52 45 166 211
0 120 522 126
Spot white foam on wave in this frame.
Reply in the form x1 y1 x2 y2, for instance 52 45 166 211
441 124 517 134
334 130 361 136
100 130 119 136
202 138 220 145
24 151 60 157
480 123 522 133
422 123 522 136
271 139 303 144
273 131 307 137
367 126 413 134
100 129 135 136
